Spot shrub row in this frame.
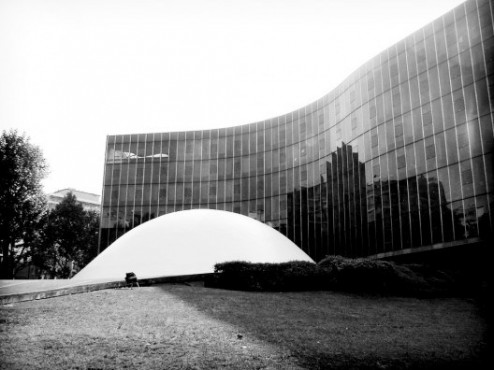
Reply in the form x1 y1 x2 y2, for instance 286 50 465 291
205 256 457 296
318 255 455 296
205 261 325 291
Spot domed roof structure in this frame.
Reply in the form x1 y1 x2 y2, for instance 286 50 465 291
73 209 314 282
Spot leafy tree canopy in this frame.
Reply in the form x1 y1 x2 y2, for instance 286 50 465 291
0 130 47 278
32 192 99 278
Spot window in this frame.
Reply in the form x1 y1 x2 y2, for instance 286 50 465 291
159 186 166 201
426 143 436 160
397 155 406 169
371 131 378 148
462 168 473 185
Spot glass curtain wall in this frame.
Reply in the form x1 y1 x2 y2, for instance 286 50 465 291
100 0 493 261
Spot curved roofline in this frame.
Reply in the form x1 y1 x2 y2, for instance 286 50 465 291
106 1 463 138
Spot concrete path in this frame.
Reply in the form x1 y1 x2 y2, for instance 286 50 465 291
0 279 123 305
0 280 71 295
0 274 210 305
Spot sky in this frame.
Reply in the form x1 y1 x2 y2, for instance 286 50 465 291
0 0 466 196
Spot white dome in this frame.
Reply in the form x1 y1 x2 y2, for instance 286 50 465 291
73 209 314 281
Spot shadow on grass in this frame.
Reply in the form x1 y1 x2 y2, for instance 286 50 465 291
158 283 489 370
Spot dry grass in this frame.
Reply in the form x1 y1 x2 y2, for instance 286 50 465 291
0 284 489 369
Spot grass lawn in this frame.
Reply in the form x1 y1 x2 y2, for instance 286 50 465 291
0 284 489 369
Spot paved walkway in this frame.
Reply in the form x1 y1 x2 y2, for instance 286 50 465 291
0 280 72 296
0 279 122 305
0 274 209 305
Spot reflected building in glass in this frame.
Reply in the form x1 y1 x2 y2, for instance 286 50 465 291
99 0 493 262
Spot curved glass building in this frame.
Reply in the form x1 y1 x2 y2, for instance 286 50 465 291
100 0 493 262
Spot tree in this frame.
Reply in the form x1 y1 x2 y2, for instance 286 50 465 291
32 192 99 278
0 130 47 279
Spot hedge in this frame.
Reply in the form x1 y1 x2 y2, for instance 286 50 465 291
205 256 457 296
205 261 327 291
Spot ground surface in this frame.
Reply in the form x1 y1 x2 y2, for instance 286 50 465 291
0 279 72 296
0 279 116 298
0 284 489 369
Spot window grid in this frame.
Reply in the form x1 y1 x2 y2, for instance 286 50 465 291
99 0 494 260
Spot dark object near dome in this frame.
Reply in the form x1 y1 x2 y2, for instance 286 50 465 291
125 272 139 288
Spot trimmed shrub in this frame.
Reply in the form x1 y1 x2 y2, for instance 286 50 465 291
206 260 325 291
318 255 455 296
206 256 457 296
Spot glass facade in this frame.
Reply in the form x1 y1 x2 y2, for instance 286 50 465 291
100 0 493 262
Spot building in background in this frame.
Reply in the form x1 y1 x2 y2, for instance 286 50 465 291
48 188 101 212
13 188 101 278
99 0 493 263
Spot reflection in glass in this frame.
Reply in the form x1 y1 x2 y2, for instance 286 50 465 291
99 0 493 261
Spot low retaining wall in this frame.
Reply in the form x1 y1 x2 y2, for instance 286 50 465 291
0 273 212 305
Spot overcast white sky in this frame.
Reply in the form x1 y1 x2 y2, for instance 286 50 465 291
0 0 465 195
